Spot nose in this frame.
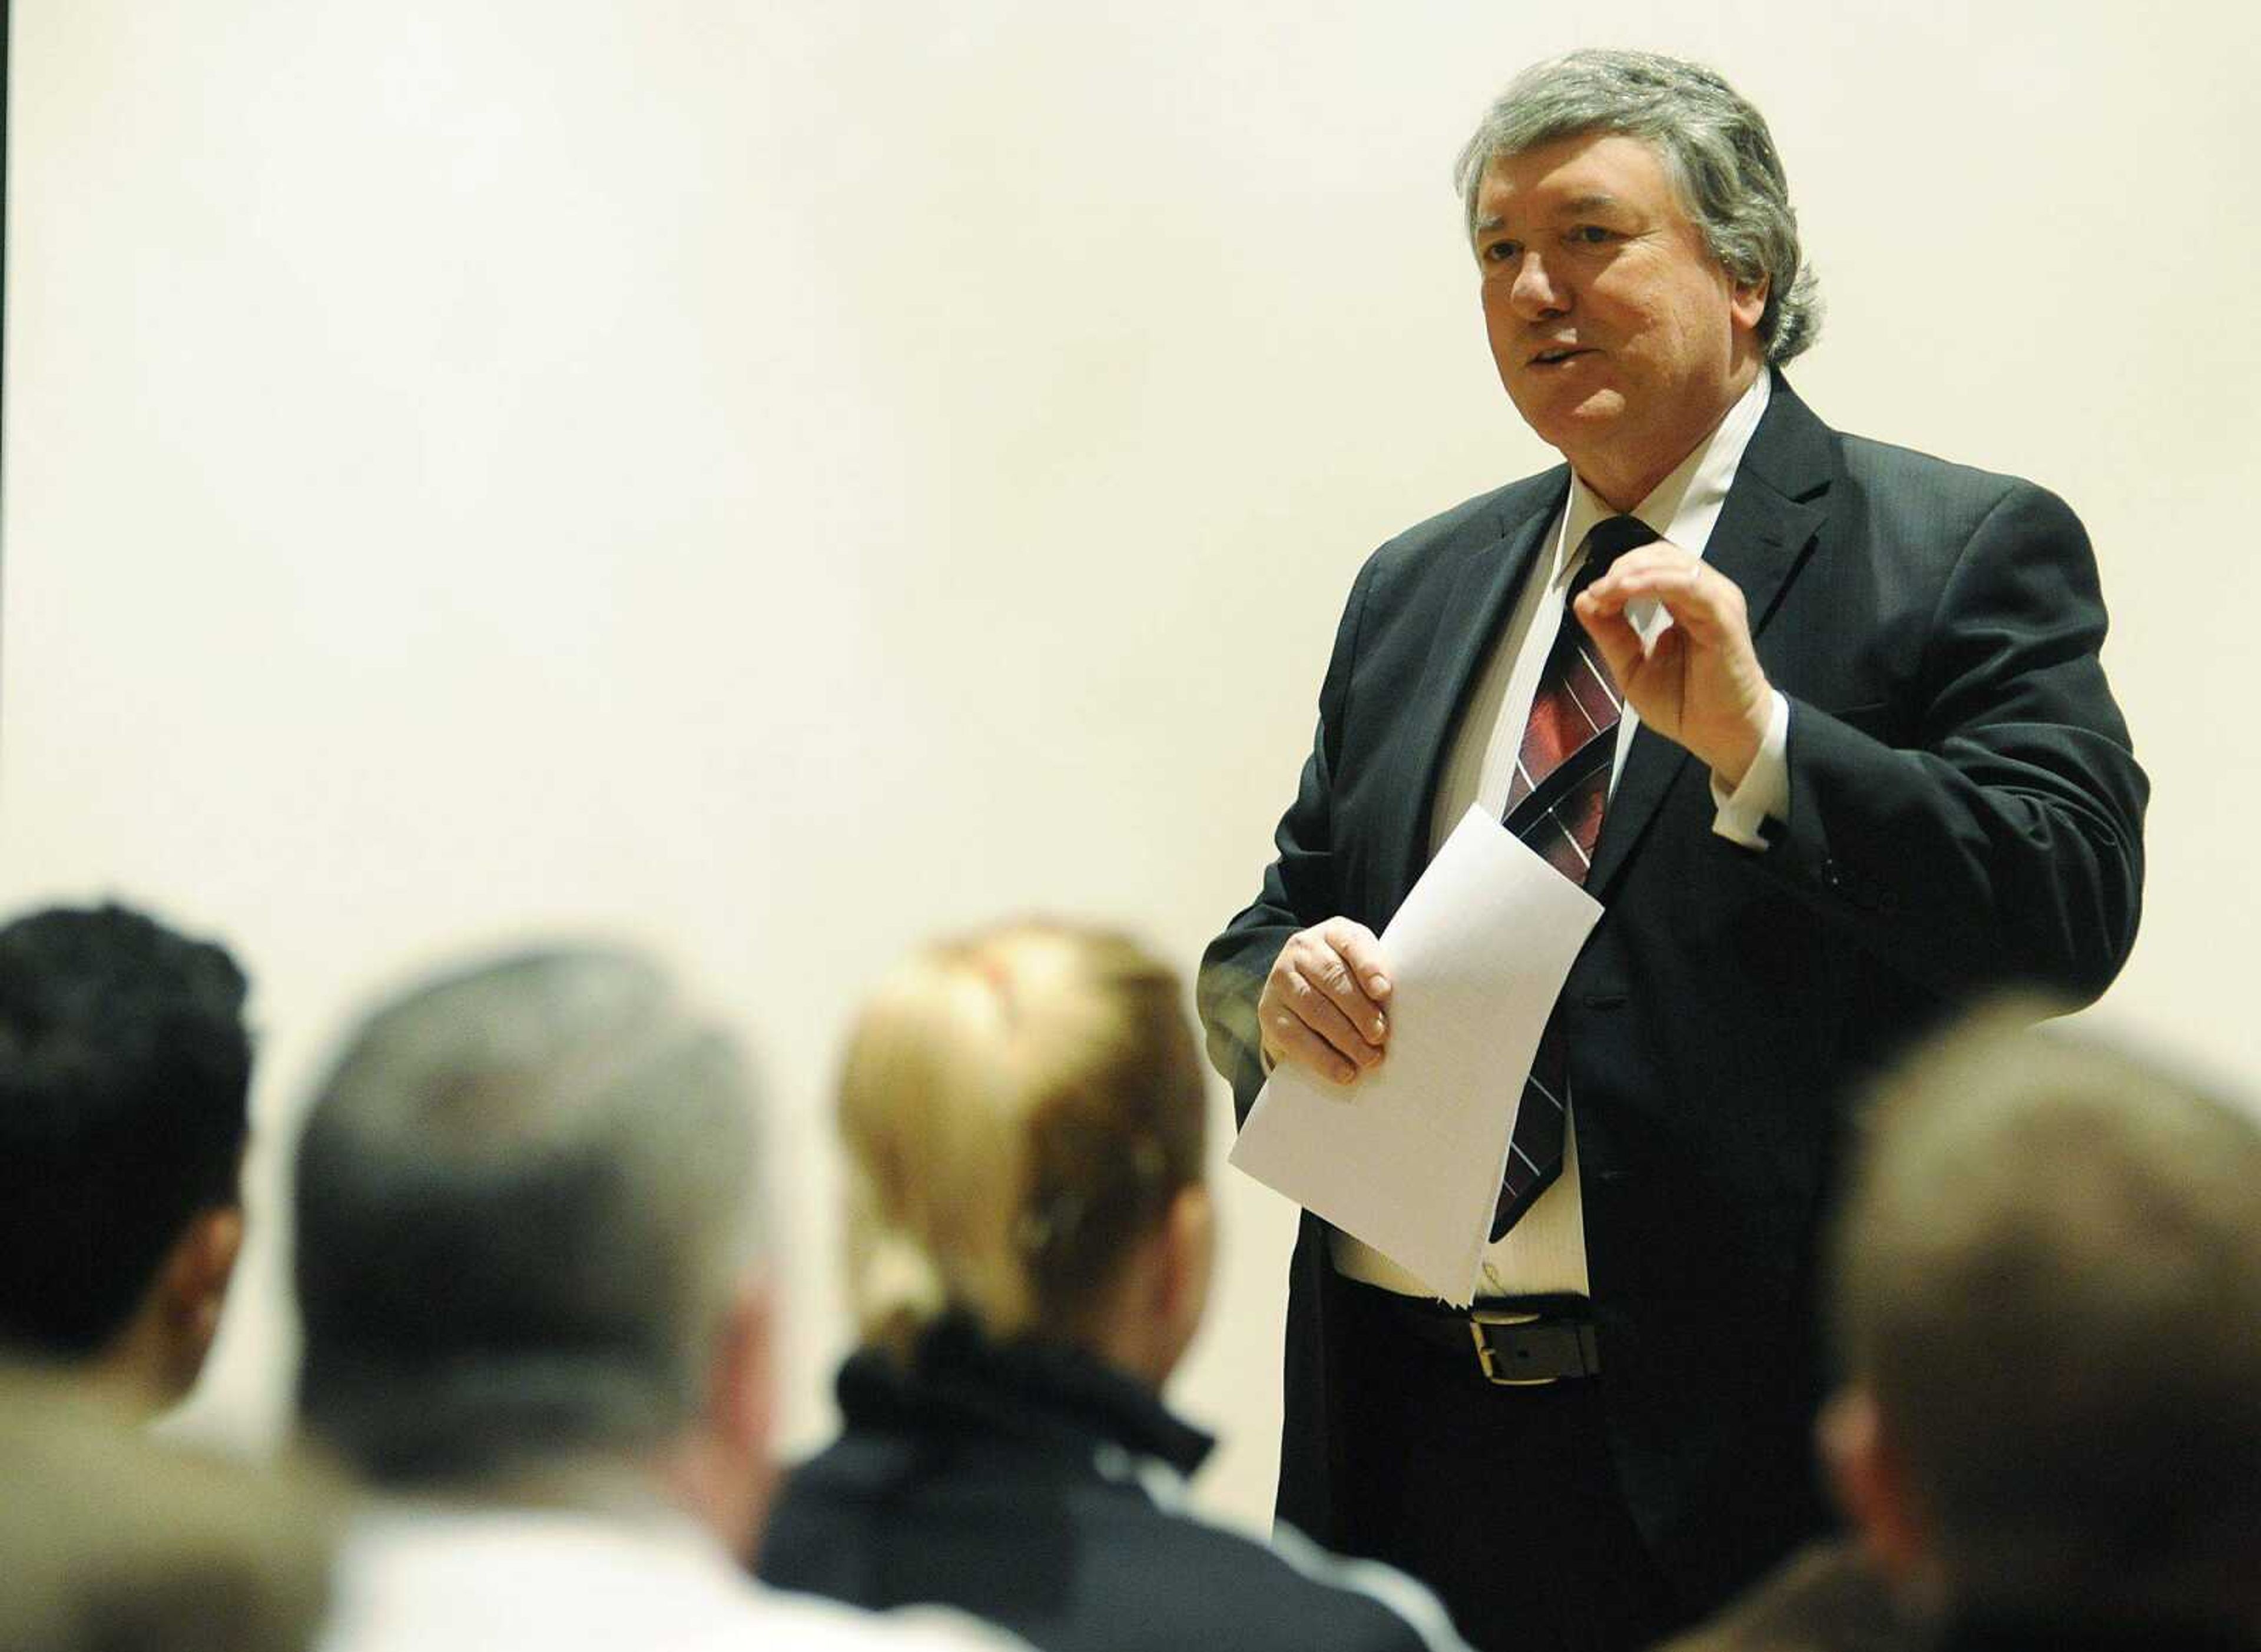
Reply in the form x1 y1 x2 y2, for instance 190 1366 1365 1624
1509 250 1568 320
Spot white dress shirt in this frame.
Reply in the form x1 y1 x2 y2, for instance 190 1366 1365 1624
317 1503 1030 1652
1332 369 1789 1301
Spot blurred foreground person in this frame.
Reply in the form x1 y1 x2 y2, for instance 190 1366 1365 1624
0 901 252 1414
761 920 1470 1652
294 945 1026 1652
0 1366 337 1652
1814 1007 2261 1652
1653 1542 1911 1652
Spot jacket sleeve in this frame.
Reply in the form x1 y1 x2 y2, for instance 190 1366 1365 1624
1198 559 1377 1126
1748 479 2147 1005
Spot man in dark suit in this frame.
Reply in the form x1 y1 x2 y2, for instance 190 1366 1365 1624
1198 49 2146 1652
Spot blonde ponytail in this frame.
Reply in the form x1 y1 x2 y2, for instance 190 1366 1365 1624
836 921 1206 1354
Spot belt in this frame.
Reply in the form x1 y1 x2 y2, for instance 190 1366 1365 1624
1357 1281 1602 1386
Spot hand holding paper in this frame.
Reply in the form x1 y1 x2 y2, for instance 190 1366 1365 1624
1257 917 1393 1084
1228 805 1604 1305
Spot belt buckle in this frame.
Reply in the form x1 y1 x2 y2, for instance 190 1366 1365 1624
1468 1305 1555 1387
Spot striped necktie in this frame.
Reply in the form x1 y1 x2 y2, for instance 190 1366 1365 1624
1491 513 1657 1240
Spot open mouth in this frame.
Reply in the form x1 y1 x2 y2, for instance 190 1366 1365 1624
1529 346 1592 367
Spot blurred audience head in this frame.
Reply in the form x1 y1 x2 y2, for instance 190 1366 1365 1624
0 901 253 1412
837 919 1211 1386
1825 1002 2261 1638
0 1365 338 1652
293 944 773 1552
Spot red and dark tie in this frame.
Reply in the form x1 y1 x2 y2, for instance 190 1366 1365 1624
1491 513 1657 1241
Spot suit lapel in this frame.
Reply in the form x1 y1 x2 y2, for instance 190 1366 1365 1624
1584 376 1834 901
1388 476 1567 893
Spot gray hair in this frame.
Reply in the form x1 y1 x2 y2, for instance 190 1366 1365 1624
1832 1003 2261 1626
1454 49 1821 366
293 946 762 1484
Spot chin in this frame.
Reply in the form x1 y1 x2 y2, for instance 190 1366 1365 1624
1517 392 1625 455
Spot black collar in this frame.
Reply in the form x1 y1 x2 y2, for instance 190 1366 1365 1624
833 1315 1214 1479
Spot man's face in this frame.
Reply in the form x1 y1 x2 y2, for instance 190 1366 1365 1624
1474 131 1766 503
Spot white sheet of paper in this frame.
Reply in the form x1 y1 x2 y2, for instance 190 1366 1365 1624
1624 532 1677 646
1228 804 1604 1305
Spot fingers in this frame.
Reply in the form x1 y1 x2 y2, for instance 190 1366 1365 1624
1578 548 1748 643
1259 920 1392 1085
1574 594 1646 683
1574 543 1772 778
1267 1006 1368 1086
1321 918 1393 1004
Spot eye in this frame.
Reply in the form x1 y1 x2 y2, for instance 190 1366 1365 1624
1569 224 1616 246
1480 237 1521 265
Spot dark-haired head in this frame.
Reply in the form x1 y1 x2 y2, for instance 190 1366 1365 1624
0 902 252 1408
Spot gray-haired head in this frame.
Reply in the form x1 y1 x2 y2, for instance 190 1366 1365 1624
293 946 761 1485
1455 49 1820 366
1832 1004 2261 1627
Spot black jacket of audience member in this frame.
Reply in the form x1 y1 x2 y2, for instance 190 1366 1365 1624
760 1316 1463 1652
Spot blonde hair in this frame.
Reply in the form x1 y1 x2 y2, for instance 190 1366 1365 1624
838 921 1208 1354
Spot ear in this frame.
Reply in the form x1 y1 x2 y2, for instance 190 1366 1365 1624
1152 1185 1216 1375
160 1205 244 1380
1729 270 1769 337
708 1280 775 1464
1819 1385 1927 1585
666 1279 778 1560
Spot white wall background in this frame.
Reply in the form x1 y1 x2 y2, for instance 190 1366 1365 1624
6 1 2257 1529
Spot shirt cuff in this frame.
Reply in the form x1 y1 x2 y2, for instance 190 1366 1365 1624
1709 691 1790 849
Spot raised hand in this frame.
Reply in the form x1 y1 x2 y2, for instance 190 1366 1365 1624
1574 543 1773 786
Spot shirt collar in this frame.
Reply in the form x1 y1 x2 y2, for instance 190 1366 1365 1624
834 1313 1216 1478
1553 368 1773 587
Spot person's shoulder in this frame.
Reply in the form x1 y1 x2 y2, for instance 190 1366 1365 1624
1652 1538 1917 1652
1365 468 1564 576
1762 379 2079 535
1332 467 1567 636
1804 411 2086 550
1246 1517 1474 1652
731 1583 1034 1651
1849 441 2096 581
1834 428 2063 506
1080 1492 1469 1652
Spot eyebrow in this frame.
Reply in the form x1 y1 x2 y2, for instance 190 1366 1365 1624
1473 191 1628 237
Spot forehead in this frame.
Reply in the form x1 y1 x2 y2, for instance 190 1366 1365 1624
1473 131 1686 227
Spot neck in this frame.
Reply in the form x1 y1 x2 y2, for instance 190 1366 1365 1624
1086 1316 1177 1392
1574 356 1762 514
419 1446 748 1549
1075 1256 1192 1392
83 1321 187 1421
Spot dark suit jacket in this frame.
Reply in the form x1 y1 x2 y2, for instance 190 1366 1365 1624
1197 375 2147 1615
